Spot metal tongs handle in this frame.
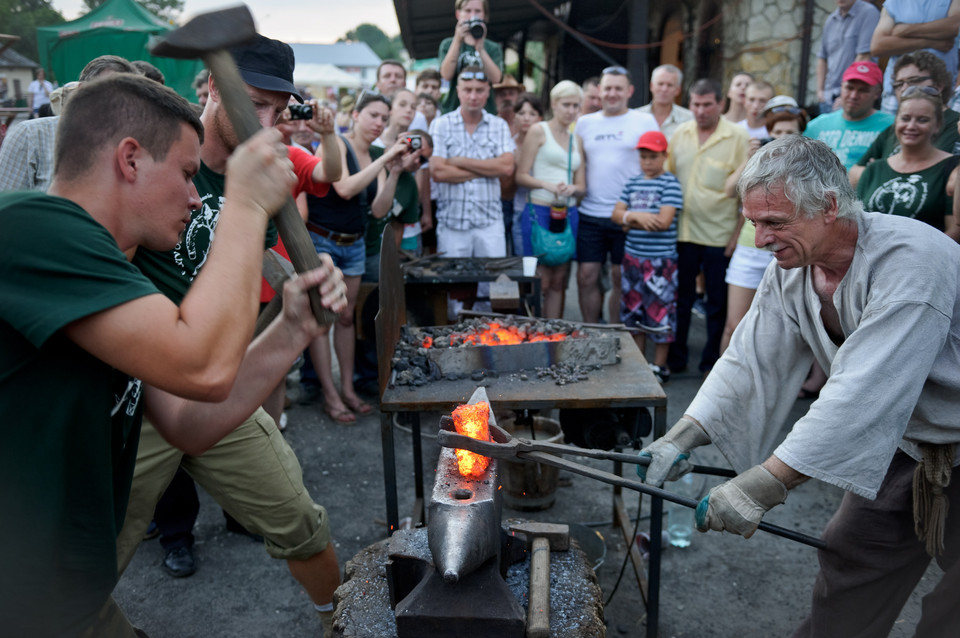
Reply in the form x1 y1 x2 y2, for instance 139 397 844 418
438 418 826 550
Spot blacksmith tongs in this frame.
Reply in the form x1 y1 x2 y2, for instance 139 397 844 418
437 416 826 550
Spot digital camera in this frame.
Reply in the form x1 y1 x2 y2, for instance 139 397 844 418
404 134 422 151
288 104 313 121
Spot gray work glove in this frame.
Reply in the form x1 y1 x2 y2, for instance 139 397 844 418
694 464 787 538
637 416 711 486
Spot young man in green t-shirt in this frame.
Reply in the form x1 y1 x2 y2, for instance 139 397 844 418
0 73 345 637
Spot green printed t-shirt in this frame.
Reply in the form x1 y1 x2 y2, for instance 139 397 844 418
0 192 157 635
438 37 503 115
365 145 421 256
134 160 278 304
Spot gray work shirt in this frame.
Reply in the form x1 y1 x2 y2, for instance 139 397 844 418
687 212 960 499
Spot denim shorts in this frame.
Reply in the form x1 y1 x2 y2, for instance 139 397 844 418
309 229 365 277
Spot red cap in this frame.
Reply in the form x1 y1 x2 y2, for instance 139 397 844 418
842 61 882 86
636 130 668 152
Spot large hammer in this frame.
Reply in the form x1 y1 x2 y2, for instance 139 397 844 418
150 5 336 326
510 522 570 638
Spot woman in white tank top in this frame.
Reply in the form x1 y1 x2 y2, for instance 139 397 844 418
515 80 586 318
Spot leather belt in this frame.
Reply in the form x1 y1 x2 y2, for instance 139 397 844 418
306 221 363 246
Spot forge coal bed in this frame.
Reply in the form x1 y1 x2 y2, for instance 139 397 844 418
331 526 605 638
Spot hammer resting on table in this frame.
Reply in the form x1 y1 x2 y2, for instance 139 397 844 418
510 522 570 638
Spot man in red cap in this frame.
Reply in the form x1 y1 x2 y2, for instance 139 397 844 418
804 60 893 169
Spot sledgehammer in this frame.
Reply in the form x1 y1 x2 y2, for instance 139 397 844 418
149 5 336 326
510 522 570 638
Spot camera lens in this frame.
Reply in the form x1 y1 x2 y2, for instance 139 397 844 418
468 19 486 40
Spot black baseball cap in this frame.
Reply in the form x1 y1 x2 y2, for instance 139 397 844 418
229 34 303 103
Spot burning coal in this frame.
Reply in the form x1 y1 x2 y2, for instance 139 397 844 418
451 401 491 477
422 322 572 349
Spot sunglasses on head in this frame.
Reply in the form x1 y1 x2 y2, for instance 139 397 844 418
602 66 629 76
356 89 391 110
767 106 803 115
900 85 941 99
459 71 488 82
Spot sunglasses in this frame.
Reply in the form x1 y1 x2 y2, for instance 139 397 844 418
459 70 488 82
356 89 391 110
602 66 629 76
892 76 932 91
767 106 803 115
900 85 941 99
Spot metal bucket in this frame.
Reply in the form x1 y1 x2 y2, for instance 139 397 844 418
499 415 564 511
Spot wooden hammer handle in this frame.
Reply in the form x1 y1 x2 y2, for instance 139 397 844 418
204 49 337 326
527 536 550 638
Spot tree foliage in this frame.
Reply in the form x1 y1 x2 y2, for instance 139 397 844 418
338 23 405 61
0 0 65 63
82 0 183 21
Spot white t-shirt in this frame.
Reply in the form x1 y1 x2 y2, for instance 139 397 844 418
28 80 53 110
737 119 768 139
575 109 659 219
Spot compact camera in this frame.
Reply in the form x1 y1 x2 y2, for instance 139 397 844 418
404 134 422 151
759 137 775 146
467 18 486 40
288 104 313 121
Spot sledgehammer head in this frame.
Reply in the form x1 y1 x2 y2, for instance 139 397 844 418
509 522 570 551
149 4 257 58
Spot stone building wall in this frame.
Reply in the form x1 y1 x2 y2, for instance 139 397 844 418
721 0 834 103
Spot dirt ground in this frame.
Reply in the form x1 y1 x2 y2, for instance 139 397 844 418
113 286 940 637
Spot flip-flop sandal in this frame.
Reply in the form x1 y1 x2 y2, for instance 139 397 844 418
345 399 374 416
324 404 356 424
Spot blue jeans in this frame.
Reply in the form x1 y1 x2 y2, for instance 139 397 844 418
668 242 730 373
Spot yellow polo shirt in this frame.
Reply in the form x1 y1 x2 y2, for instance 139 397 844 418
667 118 748 247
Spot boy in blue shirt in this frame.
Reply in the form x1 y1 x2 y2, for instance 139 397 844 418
611 131 683 382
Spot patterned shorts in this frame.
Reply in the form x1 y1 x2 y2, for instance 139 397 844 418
620 253 678 344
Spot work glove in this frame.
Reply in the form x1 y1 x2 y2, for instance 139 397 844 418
637 416 711 486
694 464 787 538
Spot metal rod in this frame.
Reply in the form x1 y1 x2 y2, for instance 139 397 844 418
519 450 826 550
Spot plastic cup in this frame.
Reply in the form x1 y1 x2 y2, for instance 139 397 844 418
522 256 538 277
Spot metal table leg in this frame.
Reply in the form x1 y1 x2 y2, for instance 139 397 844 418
646 404 668 638
411 412 425 527
381 411 399 535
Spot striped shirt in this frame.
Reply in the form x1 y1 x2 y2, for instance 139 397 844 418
619 171 683 258
429 108 515 230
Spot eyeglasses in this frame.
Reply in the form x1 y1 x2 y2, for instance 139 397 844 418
900 85 941 99
602 66 629 76
767 106 803 115
892 76 932 91
459 71 488 82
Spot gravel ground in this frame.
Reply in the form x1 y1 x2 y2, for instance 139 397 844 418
114 277 938 637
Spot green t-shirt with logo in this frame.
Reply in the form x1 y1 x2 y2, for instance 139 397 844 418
0 192 157 634
133 161 278 304
365 145 421 257
438 37 503 115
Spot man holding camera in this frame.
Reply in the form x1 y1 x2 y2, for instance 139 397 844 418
439 0 503 114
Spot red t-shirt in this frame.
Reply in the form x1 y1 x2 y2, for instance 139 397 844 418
260 145 332 302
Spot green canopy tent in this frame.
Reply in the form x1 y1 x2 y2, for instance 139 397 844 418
37 0 202 101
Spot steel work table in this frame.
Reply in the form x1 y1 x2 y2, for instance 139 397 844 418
374 228 668 637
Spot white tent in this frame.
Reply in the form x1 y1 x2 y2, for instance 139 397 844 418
294 63 363 90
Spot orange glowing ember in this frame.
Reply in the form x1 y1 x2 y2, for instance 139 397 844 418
421 336 434 348
445 322 572 347
451 401 491 478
